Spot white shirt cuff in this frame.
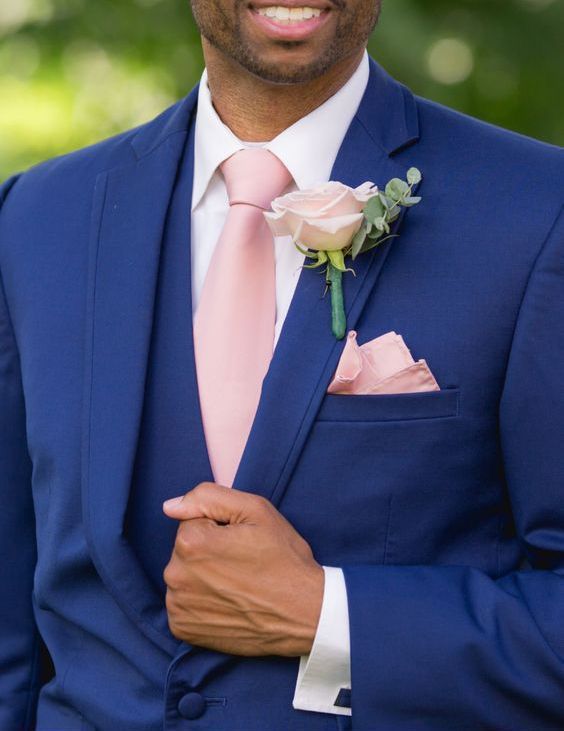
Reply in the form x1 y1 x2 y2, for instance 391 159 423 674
292 566 351 716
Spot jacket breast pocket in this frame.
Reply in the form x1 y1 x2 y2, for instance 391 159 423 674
282 387 462 567
316 387 460 422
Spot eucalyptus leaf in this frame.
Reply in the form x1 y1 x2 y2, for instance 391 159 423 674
407 167 422 185
359 237 382 255
363 195 386 222
351 227 367 260
402 196 422 207
374 216 390 233
359 233 398 255
385 178 409 201
387 205 401 220
379 192 393 209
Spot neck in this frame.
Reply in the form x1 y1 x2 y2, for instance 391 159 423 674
203 41 366 142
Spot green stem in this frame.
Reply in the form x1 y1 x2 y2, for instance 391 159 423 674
327 263 346 340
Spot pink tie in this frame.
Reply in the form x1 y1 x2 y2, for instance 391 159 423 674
194 149 292 487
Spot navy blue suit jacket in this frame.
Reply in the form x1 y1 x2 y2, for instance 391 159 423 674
1 58 563 730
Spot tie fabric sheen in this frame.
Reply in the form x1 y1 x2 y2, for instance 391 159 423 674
194 148 292 487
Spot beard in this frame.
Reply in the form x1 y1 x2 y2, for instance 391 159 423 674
190 0 382 84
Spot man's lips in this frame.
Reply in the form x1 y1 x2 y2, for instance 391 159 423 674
249 0 333 9
247 3 334 41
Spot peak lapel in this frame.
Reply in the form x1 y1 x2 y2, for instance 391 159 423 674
233 59 421 506
81 89 198 655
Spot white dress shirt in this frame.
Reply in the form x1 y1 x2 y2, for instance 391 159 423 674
191 51 369 717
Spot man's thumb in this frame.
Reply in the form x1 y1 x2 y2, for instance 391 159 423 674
162 482 249 524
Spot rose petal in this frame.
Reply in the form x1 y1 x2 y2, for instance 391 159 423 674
293 213 364 251
271 193 333 215
318 187 365 216
265 208 308 239
273 190 365 220
353 181 378 202
272 196 335 216
271 182 352 216
263 210 293 237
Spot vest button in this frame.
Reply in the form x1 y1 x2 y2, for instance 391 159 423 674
178 692 206 720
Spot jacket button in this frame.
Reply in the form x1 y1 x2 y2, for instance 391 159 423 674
178 692 206 720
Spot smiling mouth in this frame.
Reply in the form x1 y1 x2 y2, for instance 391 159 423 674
246 2 334 42
248 3 333 22
250 5 328 22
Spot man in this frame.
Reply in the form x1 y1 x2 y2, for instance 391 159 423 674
1 0 563 727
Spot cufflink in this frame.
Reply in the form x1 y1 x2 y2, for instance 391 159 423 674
334 688 351 709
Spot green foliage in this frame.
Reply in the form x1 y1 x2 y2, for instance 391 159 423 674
407 167 422 186
327 249 355 274
363 194 386 223
0 0 562 179
350 169 422 259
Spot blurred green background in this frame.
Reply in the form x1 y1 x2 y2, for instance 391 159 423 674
1 0 562 179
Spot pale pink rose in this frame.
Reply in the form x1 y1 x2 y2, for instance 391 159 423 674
264 181 378 251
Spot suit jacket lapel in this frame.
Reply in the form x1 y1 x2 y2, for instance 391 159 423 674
81 89 199 655
233 59 421 506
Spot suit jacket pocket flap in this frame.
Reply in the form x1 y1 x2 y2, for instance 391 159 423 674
316 388 460 422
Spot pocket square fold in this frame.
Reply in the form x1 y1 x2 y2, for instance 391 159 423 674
328 330 440 395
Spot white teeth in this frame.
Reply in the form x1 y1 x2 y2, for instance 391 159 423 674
256 6 323 22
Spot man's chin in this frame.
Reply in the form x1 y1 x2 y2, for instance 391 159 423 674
202 29 340 85
238 48 338 85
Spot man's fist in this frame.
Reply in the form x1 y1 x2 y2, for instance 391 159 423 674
162 483 324 657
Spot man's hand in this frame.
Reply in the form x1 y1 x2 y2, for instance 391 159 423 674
162 483 324 657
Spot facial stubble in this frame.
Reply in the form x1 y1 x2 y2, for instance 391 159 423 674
190 0 382 84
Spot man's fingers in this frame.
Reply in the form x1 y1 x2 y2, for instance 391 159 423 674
176 517 219 550
162 482 271 524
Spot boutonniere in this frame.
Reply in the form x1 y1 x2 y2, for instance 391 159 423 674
264 168 422 339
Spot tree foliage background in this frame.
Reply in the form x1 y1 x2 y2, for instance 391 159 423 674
0 0 562 179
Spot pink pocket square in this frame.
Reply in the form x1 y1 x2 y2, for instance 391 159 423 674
328 330 440 395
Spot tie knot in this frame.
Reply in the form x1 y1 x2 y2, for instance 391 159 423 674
220 148 292 211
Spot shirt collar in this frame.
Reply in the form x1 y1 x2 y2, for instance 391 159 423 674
192 50 370 211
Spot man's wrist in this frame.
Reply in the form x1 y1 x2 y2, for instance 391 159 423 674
287 561 325 656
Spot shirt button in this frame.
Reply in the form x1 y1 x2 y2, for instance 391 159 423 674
178 692 206 720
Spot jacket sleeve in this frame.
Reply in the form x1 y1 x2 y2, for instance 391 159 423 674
343 204 564 730
0 175 41 730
